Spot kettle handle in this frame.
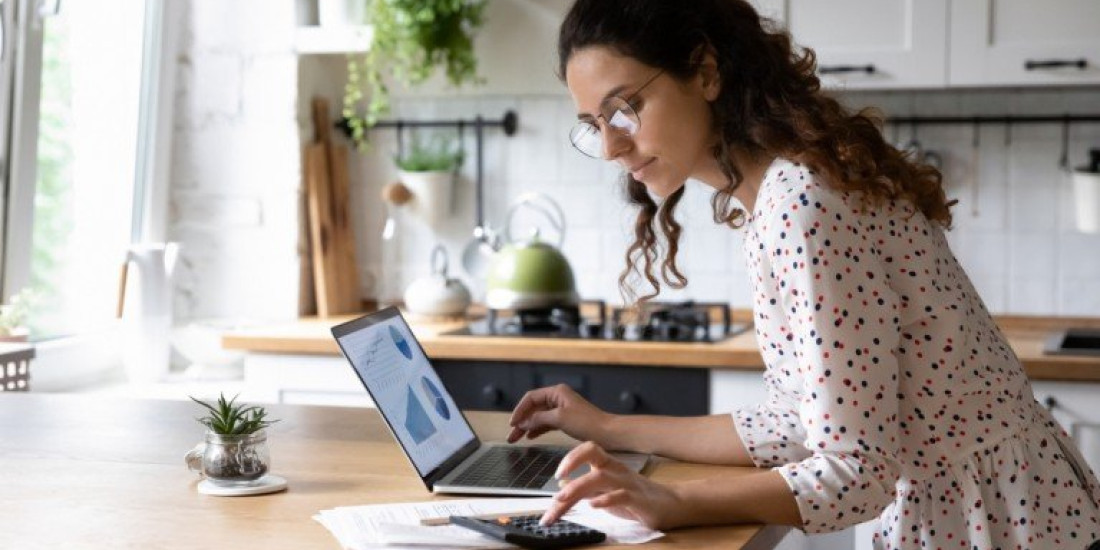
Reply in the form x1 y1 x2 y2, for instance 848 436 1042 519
503 192 566 247
116 250 136 319
430 244 449 277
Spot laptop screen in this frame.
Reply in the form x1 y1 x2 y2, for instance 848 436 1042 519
332 308 477 477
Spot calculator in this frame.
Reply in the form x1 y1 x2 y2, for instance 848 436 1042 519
449 514 607 549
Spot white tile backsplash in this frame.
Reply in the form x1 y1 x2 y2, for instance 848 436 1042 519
355 89 1100 315
168 5 1100 320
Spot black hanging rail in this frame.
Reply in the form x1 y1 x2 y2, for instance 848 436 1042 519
336 110 519 239
336 110 519 138
885 114 1100 125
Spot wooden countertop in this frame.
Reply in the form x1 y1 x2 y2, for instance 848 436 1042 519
0 394 787 550
222 312 1100 382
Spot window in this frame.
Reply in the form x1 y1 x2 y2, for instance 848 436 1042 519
4 1 146 340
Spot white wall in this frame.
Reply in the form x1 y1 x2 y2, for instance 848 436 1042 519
170 0 1100 321
168 0 302 323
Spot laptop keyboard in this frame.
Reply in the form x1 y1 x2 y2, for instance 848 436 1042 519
451 446 568 489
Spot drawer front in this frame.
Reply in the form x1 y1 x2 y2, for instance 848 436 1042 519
434 361 522 412
435 360 709 416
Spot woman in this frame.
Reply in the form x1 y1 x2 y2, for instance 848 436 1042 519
507 0 1100 548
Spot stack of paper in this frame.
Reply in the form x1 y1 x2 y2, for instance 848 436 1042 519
314 497 664 549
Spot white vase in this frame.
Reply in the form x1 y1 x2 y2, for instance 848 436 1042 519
398 169 456 227
317 0 365 27
119 243 179 384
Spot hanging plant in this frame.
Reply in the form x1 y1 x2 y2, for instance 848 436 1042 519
343 0 488 148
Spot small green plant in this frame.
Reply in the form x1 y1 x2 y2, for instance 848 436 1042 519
394 133 463 172
190 393 278 435
343 0 489 148
0 288 38 337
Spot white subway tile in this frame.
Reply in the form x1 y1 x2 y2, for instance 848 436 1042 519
1057 278 1100 316
1058 232 1100 277
1007 279 1057 315
1009 232 1058 279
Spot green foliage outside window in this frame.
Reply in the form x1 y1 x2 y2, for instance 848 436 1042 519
29 17 75 338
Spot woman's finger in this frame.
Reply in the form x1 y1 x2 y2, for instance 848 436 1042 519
508 387 559 428
540 468 617 525
588 488 630 509
554 441 614 480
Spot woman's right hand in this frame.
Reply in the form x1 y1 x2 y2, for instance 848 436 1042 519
507 384 613 444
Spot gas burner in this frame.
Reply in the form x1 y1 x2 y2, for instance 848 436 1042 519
443 299 748 343
610 300 734 342
483 300 606 337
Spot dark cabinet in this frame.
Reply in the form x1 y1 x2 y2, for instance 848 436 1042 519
434 360 709 416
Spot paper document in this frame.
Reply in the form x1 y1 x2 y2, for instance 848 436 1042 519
314 497 663 549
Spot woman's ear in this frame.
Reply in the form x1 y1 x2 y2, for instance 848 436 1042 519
693 45 721 101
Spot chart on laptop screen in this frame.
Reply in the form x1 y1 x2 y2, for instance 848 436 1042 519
338 316 475 475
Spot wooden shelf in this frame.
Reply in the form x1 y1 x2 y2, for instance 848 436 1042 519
295 25 372 54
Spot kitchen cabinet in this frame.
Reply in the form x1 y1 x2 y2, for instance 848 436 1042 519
753 0 1100 90
949 0 1100 87
752 0 948 89
1030 381 1100 475
435 359 710 416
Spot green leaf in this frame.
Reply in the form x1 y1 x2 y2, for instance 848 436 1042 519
190 392 278 435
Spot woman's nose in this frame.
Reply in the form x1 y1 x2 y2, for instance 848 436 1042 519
600 127 631 160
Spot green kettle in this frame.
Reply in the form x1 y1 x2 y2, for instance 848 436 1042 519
485 193 579 310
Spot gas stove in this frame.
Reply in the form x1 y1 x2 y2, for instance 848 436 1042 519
444 300 750 343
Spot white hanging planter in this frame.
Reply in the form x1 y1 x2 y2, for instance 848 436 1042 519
1072 171 1100 233
398 169 456 226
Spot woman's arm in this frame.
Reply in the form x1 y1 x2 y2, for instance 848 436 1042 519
508 384 756 467
540 441 802 529
600 413 755 466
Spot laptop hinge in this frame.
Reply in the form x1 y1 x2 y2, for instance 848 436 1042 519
424 438 480 489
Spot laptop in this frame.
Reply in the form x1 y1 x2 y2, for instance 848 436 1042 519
331 307 650 496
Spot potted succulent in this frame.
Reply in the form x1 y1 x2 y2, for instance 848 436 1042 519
0 288 38 342
185 393 279 485
395 133 464 224
342 0 488 148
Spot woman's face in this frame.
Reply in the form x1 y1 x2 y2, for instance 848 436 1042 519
565 46 719 198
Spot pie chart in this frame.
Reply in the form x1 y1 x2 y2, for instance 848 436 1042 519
390 326 413 360
420 377 451 420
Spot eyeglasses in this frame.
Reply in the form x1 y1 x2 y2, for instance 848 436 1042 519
568 70 664 159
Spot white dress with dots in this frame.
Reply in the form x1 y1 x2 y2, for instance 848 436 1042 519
733 158 1100 550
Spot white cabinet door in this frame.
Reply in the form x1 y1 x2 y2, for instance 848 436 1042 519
950 0 1100 87
1029 381 1100 475
754 0 948 90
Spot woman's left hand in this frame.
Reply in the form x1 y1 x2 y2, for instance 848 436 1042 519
541 441 685 529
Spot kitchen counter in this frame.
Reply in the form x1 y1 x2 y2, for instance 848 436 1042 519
222 311 1100 382
0 394 788 549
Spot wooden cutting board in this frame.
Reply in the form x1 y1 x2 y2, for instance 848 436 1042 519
305 97 361 317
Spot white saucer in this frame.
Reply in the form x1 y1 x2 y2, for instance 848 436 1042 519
197 474 287 496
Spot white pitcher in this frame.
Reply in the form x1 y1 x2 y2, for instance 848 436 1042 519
117 243 179 383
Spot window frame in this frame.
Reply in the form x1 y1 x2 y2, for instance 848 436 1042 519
0 0 180 388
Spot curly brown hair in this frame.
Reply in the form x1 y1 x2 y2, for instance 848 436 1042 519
559 0 952 305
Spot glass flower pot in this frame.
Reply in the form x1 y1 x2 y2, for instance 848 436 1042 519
185 430 270 486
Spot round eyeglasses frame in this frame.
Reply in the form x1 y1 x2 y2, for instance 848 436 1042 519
568 70 665 159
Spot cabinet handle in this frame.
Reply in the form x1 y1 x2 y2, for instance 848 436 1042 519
819 64 876 75
481 385 504 407
618 391 640 413
1024 59 1088 71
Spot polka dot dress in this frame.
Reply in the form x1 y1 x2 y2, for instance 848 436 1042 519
733 158 1100 549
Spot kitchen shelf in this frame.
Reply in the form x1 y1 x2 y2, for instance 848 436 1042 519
295 25 372 55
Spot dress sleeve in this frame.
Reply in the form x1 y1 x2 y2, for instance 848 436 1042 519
760 187 903 534
733 402 812 467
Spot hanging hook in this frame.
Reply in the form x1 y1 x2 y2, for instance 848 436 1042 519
1058 115 1071 171
396 121 405 161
